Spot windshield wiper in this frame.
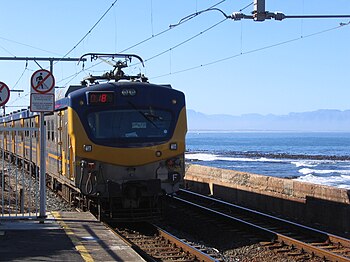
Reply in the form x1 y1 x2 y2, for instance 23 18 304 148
143 112 163 121
128 102 160 129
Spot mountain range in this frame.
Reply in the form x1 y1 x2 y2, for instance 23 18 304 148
187 109 350 132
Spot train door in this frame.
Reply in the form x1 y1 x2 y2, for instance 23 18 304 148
68 136 73 180
57 111 63 175
60 111 68 177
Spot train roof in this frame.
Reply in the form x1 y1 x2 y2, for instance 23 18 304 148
64 81 172 97
55 81 176 110
0 81 181 122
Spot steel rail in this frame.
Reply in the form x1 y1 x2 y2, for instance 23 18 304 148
154 224 219 262
174 189 350 262
112 222 219 262
273 233 350 262
180 189 350 248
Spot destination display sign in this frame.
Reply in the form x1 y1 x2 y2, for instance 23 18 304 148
87 92 114 105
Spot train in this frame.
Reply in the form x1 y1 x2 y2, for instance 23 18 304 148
0 54 187 220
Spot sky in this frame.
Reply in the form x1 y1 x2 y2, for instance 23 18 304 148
0 0 349 116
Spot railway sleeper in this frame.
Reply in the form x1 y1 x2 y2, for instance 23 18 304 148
268 243 286 250
276 248 292 253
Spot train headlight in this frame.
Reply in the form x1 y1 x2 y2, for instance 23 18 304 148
155 151 162 157
83 145 92 152
169 143 177 150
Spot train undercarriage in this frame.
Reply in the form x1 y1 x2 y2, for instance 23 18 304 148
50 171 166 222
1 150 166 221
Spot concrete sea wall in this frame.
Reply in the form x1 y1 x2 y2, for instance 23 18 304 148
184 164 350 236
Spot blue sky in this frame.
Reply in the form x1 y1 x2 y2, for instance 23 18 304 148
0 0 349 115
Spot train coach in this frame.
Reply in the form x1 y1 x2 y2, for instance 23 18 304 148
0 54 187 220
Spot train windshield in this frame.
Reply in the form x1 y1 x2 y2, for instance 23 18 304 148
87 109 172 142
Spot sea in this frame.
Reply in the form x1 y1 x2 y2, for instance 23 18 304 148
185 131 350 189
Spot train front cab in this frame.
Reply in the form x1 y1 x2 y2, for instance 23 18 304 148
65 82 187 220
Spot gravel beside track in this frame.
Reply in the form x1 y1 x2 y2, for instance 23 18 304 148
1 165 75 214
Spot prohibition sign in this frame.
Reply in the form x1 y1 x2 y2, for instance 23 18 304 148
0 81 10 106
31 69 55 94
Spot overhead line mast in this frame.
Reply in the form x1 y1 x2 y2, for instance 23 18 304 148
231 0 350 22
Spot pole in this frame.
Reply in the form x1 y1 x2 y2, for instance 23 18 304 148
39 61 53 220
39 111 46 220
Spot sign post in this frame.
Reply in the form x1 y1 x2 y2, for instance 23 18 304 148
30 69 55 220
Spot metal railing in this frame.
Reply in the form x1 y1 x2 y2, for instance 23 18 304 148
0 127 41 219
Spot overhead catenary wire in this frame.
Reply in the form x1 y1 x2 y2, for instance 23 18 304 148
57 0 119 64
0 0 230 111
128 3 250 67
6 0 119 106
169 8 230 28
119 0 227 53
143 18 228 64
12 61 28 89
9 0 227 93
169 1 252 28
6 2 349 107
57 60 105 85
151 21 350 80
129 3 253 66
0 36 62 56
0 44 16 57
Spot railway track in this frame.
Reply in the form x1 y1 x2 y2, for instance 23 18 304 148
111 222 223 261
172 189 350 262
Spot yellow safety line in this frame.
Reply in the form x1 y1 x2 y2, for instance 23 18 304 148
51 212 94 262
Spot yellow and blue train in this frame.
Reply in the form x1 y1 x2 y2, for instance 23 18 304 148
0 54 187 220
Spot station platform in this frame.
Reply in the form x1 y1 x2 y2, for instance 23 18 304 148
0 212 145 262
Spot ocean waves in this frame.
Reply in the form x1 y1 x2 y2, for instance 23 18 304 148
295 174 350 189
185 151 350 189
185 132 350 189
186 151 345 165
186 153 284 163
298 167 350 176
